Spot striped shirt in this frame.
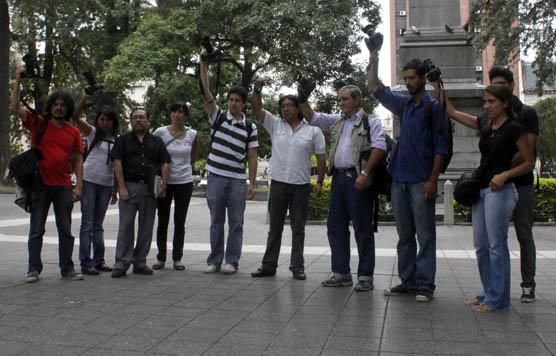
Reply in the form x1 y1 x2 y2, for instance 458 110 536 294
207 107 258 179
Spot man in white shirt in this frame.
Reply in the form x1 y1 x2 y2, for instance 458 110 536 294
250 78 326 280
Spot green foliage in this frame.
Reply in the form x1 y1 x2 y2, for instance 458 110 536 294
468 0 556 94
307 178 331 220
535 178 556 221
534 97 556 165
453 178 556 222
193 158 206 173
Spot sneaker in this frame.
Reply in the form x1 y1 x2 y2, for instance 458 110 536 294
354 280 374 292
25 271 39 283
203 265 220 274
322 273 353 287
520 287 535 303
221 264 237 274
81 266 100 276
384 284 416 296
415 294 433 302
133 266 154 275
111 269 126 278
62 271 84 281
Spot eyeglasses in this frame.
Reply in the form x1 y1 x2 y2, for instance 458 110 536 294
131 115 147 121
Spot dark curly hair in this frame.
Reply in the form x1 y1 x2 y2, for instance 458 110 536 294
402 58 428 76
44 91 75 121
278 95 303 121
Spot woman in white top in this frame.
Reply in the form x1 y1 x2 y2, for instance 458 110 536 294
152 101 198 270
73 94 119 275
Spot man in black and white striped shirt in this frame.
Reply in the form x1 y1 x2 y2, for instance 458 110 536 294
199 50 258 275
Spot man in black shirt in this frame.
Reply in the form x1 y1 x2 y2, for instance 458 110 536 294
488 67 539 303
110 108 171 277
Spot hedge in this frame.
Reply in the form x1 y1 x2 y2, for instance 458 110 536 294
453 178 556 222
307 178 393 221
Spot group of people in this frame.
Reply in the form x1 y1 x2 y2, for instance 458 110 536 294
10 44 538 313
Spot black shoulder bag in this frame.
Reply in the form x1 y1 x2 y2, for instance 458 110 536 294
454 125 506 207
8 117 49 212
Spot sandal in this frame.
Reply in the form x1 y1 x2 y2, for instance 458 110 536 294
152 260 165 270
173 261 185 270
470 304 495 313
467 298 480 306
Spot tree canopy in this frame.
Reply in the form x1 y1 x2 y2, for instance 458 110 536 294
468 0 555 95
535 97 556 172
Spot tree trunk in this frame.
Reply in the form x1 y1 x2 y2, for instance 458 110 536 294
0 0 10 185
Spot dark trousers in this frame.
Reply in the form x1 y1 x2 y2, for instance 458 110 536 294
327 172 375 280
156 183 193 262
28 186 75 275
513 185 536 288
261 180 311 272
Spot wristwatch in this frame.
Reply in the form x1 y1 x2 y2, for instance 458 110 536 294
361 169 368 177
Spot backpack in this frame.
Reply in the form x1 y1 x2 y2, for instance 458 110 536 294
361 114 394 197
210 111 254 154
420 100 453 173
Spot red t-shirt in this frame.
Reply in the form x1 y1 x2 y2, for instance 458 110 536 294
24 112 83 187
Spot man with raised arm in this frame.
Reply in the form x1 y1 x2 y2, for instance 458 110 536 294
367 34 449 302
298 77 386 292
199 49 258 274
250 78 326 280
11 68 84 283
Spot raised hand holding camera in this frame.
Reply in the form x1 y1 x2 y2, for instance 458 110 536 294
363 25 383 53
200 36 222 63
253 76 265 94
296 72 316 103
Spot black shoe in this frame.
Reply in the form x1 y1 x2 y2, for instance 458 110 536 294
111 269 126 278
133 266 154 275
520 287 535 303
384 284 416 296
81 266 100 276
251 268 276 278
292 270 306 280
95 263 113 272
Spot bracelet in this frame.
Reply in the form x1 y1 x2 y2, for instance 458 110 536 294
205 98 214 104
361 169 368 177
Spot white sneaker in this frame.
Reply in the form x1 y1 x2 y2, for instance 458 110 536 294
203 265 220 274
415 294 433 302
221 264 237 274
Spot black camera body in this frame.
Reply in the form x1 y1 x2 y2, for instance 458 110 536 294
21 53 40 79
200 37 222 63
83 71 103 95
295 71 316 103
363 25 383 52
423 58 442 82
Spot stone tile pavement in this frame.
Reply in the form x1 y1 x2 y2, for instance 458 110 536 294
0 196 555 355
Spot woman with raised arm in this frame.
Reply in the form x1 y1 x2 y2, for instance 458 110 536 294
152 102 198 271
443 84 534 312
73 93 119 275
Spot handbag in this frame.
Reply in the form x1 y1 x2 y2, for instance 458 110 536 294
453 123 506 207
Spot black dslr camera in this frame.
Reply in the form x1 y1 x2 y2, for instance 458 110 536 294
83 71 103 95
21 53 40 79
363 25 383 52
295 71 316 103
200 36 222 63
423 58 442 82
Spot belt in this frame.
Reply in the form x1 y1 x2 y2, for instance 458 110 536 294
126 179 148 184
332 167 357 175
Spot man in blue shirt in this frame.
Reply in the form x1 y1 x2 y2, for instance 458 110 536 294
368 49 449 301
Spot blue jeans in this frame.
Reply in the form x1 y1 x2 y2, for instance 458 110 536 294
28 186 76 275
79 180 113 268
391 181 436 296
472 183 518 309
327 172 375 281
206 174 247 268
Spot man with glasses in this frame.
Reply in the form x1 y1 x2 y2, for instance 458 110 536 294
110 108 171 278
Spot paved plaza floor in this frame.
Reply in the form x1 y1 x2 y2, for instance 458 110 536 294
0 195 555 355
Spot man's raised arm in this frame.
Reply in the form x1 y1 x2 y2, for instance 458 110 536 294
199 57 217 118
